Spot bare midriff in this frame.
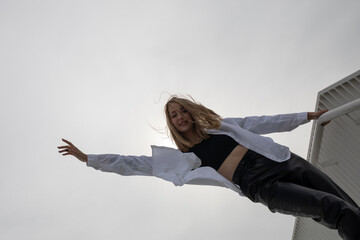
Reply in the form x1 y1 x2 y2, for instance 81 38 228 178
217 144 248 182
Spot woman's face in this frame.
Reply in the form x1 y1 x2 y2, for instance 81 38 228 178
168 102 194 135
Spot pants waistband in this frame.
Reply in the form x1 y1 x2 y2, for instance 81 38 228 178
232 149 263 184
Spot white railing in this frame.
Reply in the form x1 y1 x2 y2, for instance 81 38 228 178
310 98 360 165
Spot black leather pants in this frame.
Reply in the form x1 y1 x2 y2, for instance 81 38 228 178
232 150 360 240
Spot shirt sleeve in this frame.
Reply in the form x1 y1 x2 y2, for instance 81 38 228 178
86 154 153 176
226 112 310 134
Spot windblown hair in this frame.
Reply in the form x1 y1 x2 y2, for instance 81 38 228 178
164 95 222 152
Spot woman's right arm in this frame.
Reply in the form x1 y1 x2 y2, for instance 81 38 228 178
58 138 153 176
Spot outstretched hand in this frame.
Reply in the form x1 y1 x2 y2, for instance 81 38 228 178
308 109 330 126
58 138 88 162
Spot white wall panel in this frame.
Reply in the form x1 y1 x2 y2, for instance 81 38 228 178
292 70 360 240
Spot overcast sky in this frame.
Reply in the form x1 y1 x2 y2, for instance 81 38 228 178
1 0 360 239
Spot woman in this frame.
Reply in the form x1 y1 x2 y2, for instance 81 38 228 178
58 95 360 240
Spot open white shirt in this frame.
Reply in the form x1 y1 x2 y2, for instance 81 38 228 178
87 112 310 195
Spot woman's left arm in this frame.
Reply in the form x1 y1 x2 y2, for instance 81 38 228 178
225 109 330 135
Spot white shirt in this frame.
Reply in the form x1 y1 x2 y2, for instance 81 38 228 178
87 112 309 195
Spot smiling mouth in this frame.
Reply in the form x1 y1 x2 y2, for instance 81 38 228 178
179 121 187 126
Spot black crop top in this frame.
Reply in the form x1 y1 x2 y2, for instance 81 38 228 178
189 134 239 170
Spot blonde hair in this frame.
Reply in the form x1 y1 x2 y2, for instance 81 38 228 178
164 95 222 152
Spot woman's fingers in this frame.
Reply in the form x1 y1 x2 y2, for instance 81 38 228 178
58 138 87 162
315 109 330 126
321 120 331 126
58 140 73 154
58 139 79 152
62 138 73 146
316 109 329 118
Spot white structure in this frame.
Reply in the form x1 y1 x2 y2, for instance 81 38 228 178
292 70 360 240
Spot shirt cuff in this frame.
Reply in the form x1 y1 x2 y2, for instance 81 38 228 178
299 112 310 124
86 154 99 169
